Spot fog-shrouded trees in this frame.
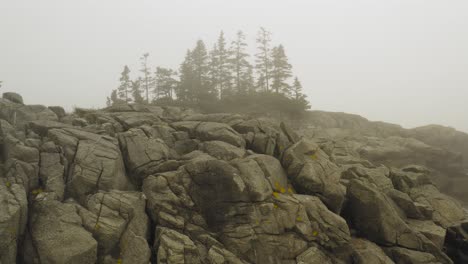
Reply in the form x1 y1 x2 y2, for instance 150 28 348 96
213 31 232 98
108 27 310 116
230 30 253 94
255 27 273 92
271 45 293 95
117 65 132 103
155 67 178 100
139 53 154 103
131 79 144 104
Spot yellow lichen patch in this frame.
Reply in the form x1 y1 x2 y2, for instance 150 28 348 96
273 204 278 209
5 181 11 188
280 187 286 193
288 187 293 194
94 223 100 231
309 154 318 160
296 217 303 222
272 192 280 198
116 258 122 264
313 231 319 236
31 188 43 195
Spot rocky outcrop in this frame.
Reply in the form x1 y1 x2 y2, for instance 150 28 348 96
301 110 468 206
0 93 467 263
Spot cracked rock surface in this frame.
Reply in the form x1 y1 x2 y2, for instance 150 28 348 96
0 92 467 263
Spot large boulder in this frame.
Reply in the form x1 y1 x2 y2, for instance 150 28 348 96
118 127 172 183
2 92 24 104
345 180 450 263
154 227 202 264
27 198 97 264
282 139 345 212
0 180 28 264
444 220 468 263
172 121 246 148
76 190 151 263
30 126 134 203
350 238 395 264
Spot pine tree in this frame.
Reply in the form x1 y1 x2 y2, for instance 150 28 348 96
139 53 153 103
241 64 255 94
215 31 231 98
208 44 220 97
131 78 144 103
155 67 178 99
118 65 132 103
292 77 310 109
191 40 212 101
255 27 273 92
177 50 194 102
292 77 305 100
271 45 292 95
231 30 252 94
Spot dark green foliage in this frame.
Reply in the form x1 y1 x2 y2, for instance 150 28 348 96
131 79 144 104
271 45 292 95
154 67 178 100
255 27 273 92
117 65 132 103
108 28 310 117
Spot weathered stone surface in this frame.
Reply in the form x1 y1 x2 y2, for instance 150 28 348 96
407 219 446 249
350 238 395 264
173 121 246 148
0 99 58 130
384 247 441 264
282 139 345 212
4 134 39 163
296 247 333 264
3 92 24 104
76 190 150 263
0 180 27 264
409 184 465 228
295 194 351 249
154 227 202 264
48 106 66 119
28 198 97 264
200 140 246 160
118 127 172 182
345 180 452 263
387 189 425 219
444 220 468 263
39 151 65 200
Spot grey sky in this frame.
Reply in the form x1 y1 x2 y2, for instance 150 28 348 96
1 0 467 132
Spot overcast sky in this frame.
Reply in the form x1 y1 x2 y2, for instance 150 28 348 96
1 0 467 132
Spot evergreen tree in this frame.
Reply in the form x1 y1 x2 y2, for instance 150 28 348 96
191 40 212 101
230 30 252 94
292 77 310 109
255 27 272 92
139 53 153 103
155 67 178 99
256 73 266 92
177 50 194 102
271 45 292 95
215 31 231 98
208 44 220 97
243 65 255 94
131 78 144 103
109 89 120 105
292 77 304 100
117 65 132 103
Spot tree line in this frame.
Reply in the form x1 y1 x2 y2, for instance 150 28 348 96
107 28 310 114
